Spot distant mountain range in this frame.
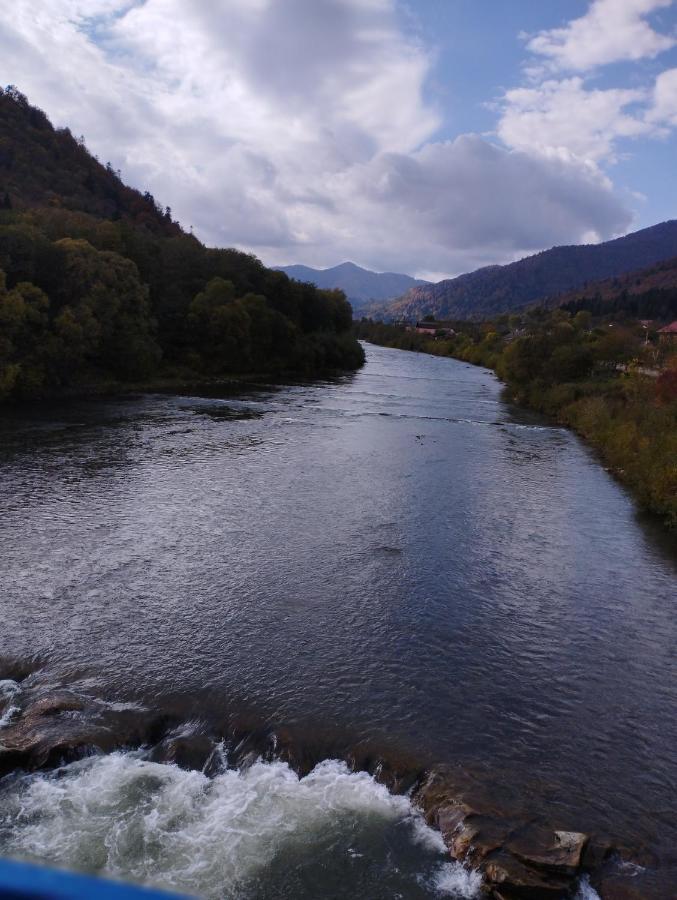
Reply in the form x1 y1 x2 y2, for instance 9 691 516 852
380 221 677 321
276 261 429 311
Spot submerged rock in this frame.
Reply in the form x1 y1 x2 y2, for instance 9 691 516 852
2 690 103 771
484 853 573 898
593 868 674 900
507 826 588 877
0 687 149 773
415 767 620 899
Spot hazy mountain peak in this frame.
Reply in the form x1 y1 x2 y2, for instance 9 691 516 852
332 261 363 272
276 261 429 309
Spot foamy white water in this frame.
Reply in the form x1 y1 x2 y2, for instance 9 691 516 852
433 863 482 897
0 680 20 729
574 875 602 900
0 753 481 899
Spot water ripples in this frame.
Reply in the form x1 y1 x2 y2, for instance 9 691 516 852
0 343 675 881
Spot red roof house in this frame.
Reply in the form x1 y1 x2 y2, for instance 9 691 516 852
658 321 677 340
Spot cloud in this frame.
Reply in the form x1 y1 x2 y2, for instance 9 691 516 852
526 0 676 72
283 136 633 275
499 2 677 169
648 65 677 124
1 0 637 277
498 78 652 162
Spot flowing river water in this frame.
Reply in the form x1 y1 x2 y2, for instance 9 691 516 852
0 343 675 898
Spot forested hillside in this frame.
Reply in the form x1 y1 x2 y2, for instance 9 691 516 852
0 87 363 401
554 255 677 320
0 86 180 234
384 221 677 321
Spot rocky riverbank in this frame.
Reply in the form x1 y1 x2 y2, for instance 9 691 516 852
0 676 665 899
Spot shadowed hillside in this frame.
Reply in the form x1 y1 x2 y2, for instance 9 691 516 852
552 255 677 321
0 88 364 401
384 222 677 321
0 86 180 235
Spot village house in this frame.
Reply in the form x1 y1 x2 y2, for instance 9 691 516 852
412 320 456 337
658 321 677 342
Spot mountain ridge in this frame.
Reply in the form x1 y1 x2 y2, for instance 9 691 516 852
276 261 429 310
381 221 677 321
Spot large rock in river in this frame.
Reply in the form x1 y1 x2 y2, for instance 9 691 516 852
415 766 611 899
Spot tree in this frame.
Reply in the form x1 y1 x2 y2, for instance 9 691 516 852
188 277 252 372
573 310 591 331
546 342 594 382
498 335 548 386
54 238 161 379
0 272 51 398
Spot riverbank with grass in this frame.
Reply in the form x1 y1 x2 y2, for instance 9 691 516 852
357 312 677 528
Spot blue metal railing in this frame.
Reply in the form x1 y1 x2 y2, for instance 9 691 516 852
0 859 193 900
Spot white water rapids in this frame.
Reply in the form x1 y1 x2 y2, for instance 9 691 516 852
0 752 483 899
0 680 20 729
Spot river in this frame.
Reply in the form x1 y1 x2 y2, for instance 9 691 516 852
0 343 675 897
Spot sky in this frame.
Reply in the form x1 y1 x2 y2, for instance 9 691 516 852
2 1 677 280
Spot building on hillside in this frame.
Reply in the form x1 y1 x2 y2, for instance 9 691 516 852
413 320 456 337
658 321 677 342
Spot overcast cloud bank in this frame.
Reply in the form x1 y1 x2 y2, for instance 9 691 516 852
1 0 677 277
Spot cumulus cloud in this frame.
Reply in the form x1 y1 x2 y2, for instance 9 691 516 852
526 0 676 72
499 2 677 170
498 78 651 162
0 0 641 276
648 66 677 125
305 136 633 275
